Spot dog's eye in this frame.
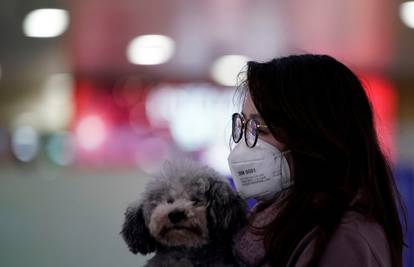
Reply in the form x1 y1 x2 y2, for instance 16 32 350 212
167 198 174 204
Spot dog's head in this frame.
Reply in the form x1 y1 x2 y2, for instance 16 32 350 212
121 159 247 254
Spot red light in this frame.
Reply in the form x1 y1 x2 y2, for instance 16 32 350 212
361 75 397 161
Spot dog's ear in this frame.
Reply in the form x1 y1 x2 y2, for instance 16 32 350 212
207 180 247 235
120 204 156 255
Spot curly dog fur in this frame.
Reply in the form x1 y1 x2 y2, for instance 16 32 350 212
121 159 247 267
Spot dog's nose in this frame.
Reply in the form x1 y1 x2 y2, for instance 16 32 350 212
168 210 186 224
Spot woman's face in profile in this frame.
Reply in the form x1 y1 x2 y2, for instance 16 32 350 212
242 94 286 151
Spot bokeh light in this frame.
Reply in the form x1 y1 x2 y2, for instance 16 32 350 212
400 1 414 29
11 126 40 162
23 9 69 38
146 84 236 151
40 73 74 132
210 55 249 87
76 116 107 151
45 132 75 166
145 85 180 127
126 34 175 65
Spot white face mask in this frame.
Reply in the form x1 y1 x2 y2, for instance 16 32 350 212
227 138 293 200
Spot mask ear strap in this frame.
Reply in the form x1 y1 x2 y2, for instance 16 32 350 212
280 150 293 189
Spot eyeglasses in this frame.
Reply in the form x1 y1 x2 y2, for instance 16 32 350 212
232 113 268 148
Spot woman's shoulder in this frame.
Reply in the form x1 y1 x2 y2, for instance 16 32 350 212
292 211 391 267
325 211 391 266
336 211 390 251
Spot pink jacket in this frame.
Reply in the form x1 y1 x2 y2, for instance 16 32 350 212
233 202 391 267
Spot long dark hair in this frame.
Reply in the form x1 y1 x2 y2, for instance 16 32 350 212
242 54 405 266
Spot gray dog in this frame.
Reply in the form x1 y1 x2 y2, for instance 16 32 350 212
121 160 247 267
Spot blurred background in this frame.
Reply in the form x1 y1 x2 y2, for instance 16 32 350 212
0 0 413 266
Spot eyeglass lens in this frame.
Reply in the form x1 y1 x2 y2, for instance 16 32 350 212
232 114 243 143
245 119 258 147
232 113 259 148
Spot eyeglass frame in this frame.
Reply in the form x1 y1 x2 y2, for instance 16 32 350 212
231 112 269 148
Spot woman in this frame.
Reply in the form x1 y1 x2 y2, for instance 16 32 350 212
227 54 405 267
